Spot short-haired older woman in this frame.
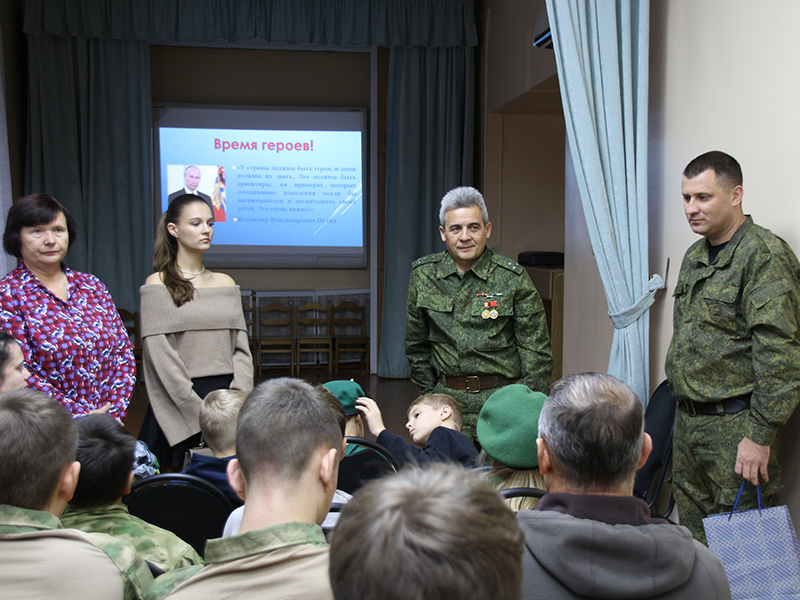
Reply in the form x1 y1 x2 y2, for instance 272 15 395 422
0 194 135 419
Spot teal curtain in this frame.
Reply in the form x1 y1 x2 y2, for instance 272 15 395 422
0 26 14 276
23 0 478 47
26 36 152 311
545 0 662 404
378 46 475 378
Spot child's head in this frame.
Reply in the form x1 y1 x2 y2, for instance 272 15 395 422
406 394 463 445
0 390 78 512
200 389 248 457
323 380 365 438
70 414 135 509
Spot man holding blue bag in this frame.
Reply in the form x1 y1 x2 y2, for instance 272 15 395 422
666 151 800 544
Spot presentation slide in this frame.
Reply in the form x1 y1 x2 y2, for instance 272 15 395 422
159 127 363 248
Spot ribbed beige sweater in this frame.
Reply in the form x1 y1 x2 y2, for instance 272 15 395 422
140 284 254 446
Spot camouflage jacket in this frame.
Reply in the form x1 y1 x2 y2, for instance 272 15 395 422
0 504 154 600
405 249 552 394
61 503 203 572
145 521 330 600
666 217 800 446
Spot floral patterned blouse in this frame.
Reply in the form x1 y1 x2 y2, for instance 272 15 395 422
0 262 135 419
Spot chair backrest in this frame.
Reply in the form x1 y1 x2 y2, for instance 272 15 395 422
123 473 234 557
332 301 365 336
499 487 547 500
258 302 294 338
633 379 677 519
337 436 399 495
296 301 331 336
117 308 141 347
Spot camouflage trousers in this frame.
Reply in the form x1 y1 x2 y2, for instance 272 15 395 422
673 408 782 545
431 383 495 442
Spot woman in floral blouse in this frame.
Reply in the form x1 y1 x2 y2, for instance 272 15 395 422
0 194 135 419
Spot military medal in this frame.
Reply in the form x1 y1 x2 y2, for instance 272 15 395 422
479 294 500 320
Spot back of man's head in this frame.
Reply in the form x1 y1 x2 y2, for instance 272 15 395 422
0 390 77 510
329 463 524 600
236 377 342 486
539 373 644 492
683 150 743 190
69 414 135 509
200 389 248 456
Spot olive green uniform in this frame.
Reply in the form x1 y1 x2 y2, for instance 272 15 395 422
405 249 552 438
61 503 203 573
0 504 154 600
666 217 800 543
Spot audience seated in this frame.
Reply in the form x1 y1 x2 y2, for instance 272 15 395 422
357 393 478 467
147 377 343 600
477 384 547 510
329 462 524 600
60 414 203 573
182 389 247 507
518 373 731 600
322 380 367 454
0 390 154 599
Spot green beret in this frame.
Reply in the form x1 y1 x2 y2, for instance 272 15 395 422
476 384 546 469
323 380 365 416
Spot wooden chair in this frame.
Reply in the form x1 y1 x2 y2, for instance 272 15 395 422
240 295 257 360
331 301 369 373
295 301 333 373
257 302 296 375
117 308 143 381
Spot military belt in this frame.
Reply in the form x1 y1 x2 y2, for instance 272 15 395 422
440 374 514 394
677 393 751 416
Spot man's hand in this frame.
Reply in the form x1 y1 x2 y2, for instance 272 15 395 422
356 397 386 437
735 436 770 485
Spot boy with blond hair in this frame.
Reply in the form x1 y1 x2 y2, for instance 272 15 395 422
183 389 248 506
357 393 478 467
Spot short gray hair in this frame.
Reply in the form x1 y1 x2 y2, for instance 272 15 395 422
439 186 489 226
538 373 644 491
330 463 524 600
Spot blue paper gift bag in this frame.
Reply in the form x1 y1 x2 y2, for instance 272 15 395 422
704 483 800 600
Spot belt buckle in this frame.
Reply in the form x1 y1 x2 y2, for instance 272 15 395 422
685 399 697 417
465 376 481 394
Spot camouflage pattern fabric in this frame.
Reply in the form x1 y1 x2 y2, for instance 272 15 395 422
666 217 800 542
673 409 782 544
0 504 154 600
405 249 552 439
144 522 329 600
61 503 203 572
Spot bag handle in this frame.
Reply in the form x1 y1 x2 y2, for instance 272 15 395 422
728 479 762 521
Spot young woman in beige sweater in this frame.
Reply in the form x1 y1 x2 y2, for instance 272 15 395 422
139 194 253 469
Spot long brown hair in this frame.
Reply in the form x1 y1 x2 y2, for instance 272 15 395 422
153 195 209 307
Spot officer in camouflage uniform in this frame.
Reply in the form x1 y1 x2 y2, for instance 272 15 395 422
666 151 800 544
0 389 154 599
406 187 552 439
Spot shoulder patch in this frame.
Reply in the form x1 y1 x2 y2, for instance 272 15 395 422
411 252 445 269
492 254 523 274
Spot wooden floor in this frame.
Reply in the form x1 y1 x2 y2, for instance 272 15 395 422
123 367 418 445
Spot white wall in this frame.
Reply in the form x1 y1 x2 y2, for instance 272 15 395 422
649 0 800 514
